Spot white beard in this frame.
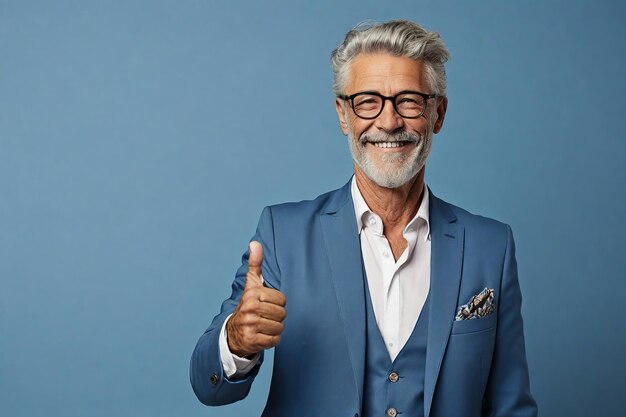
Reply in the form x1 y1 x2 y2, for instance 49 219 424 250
347 128 433 189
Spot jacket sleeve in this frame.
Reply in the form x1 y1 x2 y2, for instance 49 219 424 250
190 206 281 406
482 225 538 417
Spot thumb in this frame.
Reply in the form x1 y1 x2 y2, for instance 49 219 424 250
246 241 264 287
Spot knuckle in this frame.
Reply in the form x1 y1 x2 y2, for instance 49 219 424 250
237 315 248 326
243 288 258 300
259 288 273 303
239 304 251 315
250 314 262 325
244 329 257 342
241 299 259 314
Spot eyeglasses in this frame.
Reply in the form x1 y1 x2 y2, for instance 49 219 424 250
338 90 439 120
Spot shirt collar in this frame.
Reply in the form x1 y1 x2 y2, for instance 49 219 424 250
350 176 431 241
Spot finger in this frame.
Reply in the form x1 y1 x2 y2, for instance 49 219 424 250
249 334 281 352
246 241 264 287
257 302 287 322
258 287 287 307
255 317 285 336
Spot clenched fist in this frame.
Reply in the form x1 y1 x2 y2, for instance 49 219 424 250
226 241 287 357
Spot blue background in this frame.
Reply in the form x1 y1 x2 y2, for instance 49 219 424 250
1 1 625 416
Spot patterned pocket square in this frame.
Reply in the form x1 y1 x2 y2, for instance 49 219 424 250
455 288 495 320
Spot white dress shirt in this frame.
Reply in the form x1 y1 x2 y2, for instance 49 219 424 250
351 177 431 361
219 177 431 377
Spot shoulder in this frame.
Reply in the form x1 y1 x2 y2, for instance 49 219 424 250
430 191 512 246
265 180 352 221
430 192 517 278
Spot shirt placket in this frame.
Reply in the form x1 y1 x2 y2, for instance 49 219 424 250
378 235 400 357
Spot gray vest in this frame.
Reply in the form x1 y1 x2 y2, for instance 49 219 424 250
362 280 430 417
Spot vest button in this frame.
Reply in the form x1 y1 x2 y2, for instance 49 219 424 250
388 372 399 383
386 407 397 417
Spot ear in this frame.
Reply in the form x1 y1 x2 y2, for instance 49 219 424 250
335 98 349 136
432 96 448 134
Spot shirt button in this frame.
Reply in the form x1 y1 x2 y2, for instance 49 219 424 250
387 407 398 417
382 251 390 258
388 372 399 383
369 218 376 226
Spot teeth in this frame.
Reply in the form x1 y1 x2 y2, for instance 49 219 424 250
373 142 406 148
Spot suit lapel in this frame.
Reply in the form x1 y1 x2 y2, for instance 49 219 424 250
320 180 366 409
424 192 465 417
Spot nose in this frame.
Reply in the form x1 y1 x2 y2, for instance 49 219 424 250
374 99 404 132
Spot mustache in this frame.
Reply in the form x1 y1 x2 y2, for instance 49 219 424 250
359 130 421 145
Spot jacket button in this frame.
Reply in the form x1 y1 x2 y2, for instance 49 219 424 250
210 373 219 385
388 372 399 383
386 407 397 417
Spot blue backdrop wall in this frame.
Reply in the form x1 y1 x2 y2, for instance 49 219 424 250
1 1 625 416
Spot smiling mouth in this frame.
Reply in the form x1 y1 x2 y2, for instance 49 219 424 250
370 141 414 149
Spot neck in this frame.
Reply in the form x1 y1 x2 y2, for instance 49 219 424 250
354 164 425 232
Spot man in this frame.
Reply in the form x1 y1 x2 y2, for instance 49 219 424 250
191 20 537 417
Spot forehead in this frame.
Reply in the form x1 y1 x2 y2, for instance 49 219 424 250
346 53 428 94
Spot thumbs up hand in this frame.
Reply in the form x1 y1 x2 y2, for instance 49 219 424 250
226 241 287 358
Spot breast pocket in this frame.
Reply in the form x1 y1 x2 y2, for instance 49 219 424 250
450 311 497 335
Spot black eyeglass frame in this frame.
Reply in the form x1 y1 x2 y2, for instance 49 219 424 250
337 90 440 120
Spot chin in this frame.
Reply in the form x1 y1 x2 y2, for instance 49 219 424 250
360 160 422 189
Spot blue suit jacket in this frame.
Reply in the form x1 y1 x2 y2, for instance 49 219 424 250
191 180 537 417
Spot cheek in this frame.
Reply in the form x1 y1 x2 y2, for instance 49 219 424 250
348 124 364 141
349 118 376 140
408 119 434 137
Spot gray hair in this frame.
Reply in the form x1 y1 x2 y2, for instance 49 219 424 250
330 20 450 96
